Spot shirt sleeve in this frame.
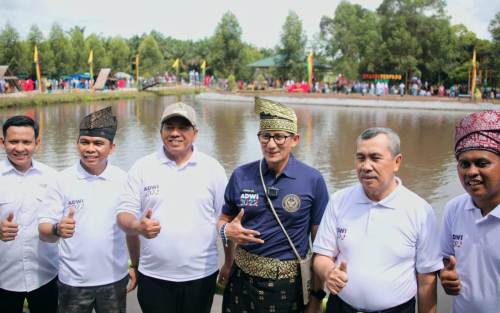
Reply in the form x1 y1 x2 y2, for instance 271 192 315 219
116 162 143 218
310 174 329 225
38 175 66 224
312 197 339 257
212 162 228 217
439 201 455 258
415 204 444 273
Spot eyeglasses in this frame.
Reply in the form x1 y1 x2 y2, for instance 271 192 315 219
257 133 292 145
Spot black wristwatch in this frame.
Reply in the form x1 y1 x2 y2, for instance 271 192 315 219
52 223 61 237
311 289 327 300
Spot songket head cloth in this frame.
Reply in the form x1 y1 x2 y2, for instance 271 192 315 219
454 110 500 158
79 106 117 142
255 97 297 135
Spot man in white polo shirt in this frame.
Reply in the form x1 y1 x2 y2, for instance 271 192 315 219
38 107 138 313
313 127 442 313
439 110 499 313
0 115 58 313
116 102 227 313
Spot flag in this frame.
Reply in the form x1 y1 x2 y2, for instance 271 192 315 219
172 58 180 70
307 49 314 89
88 50 94 85
88 50 93 64
201 60 206 77
34 46 42 93
33 45 39 63
471 49 477 98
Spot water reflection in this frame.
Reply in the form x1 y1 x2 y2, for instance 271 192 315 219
0 95 473 313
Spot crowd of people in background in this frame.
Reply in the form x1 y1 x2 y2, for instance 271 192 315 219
1 71 498 101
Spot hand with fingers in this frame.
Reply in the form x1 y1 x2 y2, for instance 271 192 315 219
440 256 461 295
138 208 161 239
58 208 76 238
225 209 264 245
0 212 19 242
127 267 138 292
325 261 348 295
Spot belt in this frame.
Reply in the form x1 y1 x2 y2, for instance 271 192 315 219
234 247 299 279
332 295 415 313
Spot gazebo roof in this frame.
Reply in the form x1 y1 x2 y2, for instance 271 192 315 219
247 55 331 69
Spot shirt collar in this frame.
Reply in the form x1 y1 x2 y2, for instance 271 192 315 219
156 145 199 168
464 195 500 219
0 158 42 176
261 153 297 179
355 177 403 209
76 160 113 180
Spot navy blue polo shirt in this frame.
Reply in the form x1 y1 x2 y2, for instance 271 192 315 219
222 154 329 260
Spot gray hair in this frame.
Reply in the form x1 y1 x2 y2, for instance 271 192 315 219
357 127 401 157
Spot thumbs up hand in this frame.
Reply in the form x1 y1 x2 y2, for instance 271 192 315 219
0 212 19 242
440 256 461 295
58 208 76 239
139 208 161 239
325 260 348 295
225 209 264 244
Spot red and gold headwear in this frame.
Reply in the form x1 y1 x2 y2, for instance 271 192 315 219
454 110 500 158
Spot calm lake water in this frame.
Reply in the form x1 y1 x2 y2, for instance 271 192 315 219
0 95 474 312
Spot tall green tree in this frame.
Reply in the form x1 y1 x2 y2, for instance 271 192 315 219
138 35 163 77
276 11 307 80
69 26 87 72
488 11 500 87
85 33 110 71
27 25 56 77
320 2 382 78
48 23 74 76
109 36 131 73
210 11 243 77
377 0 447 83
0 23 27 75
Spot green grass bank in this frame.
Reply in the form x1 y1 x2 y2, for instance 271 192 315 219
0 88 202 109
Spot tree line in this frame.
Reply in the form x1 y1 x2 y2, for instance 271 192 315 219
0 0 499 87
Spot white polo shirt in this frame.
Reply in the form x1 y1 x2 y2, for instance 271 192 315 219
0 159 59 292
39 162 129 287
440 194 500 313
313 179 443 311
117 147 227 282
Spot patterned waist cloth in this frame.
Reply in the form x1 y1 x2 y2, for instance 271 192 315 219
235 246 299 279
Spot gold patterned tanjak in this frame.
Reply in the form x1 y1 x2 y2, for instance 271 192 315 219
255 97 297 134
79 106 117 130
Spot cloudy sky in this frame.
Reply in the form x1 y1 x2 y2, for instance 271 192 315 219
0 0 497 48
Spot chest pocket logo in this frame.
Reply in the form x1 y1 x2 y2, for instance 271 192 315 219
337 227 347 240
452 234 463 248
240 192 259 207
67 199 84 211
144 185 160 198
282 194 301 213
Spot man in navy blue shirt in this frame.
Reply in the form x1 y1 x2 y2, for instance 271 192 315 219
218 97 329 313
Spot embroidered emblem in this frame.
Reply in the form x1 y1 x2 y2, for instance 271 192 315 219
282 194 301 213
337 227 347 240
240 191 259 207
452 234 463 248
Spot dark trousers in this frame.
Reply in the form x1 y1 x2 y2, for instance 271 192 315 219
137 270 218 313
326 295 415 313
0 277 58 313
58 276 128 313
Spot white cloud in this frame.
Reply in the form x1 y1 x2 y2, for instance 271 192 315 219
0 0 496 47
